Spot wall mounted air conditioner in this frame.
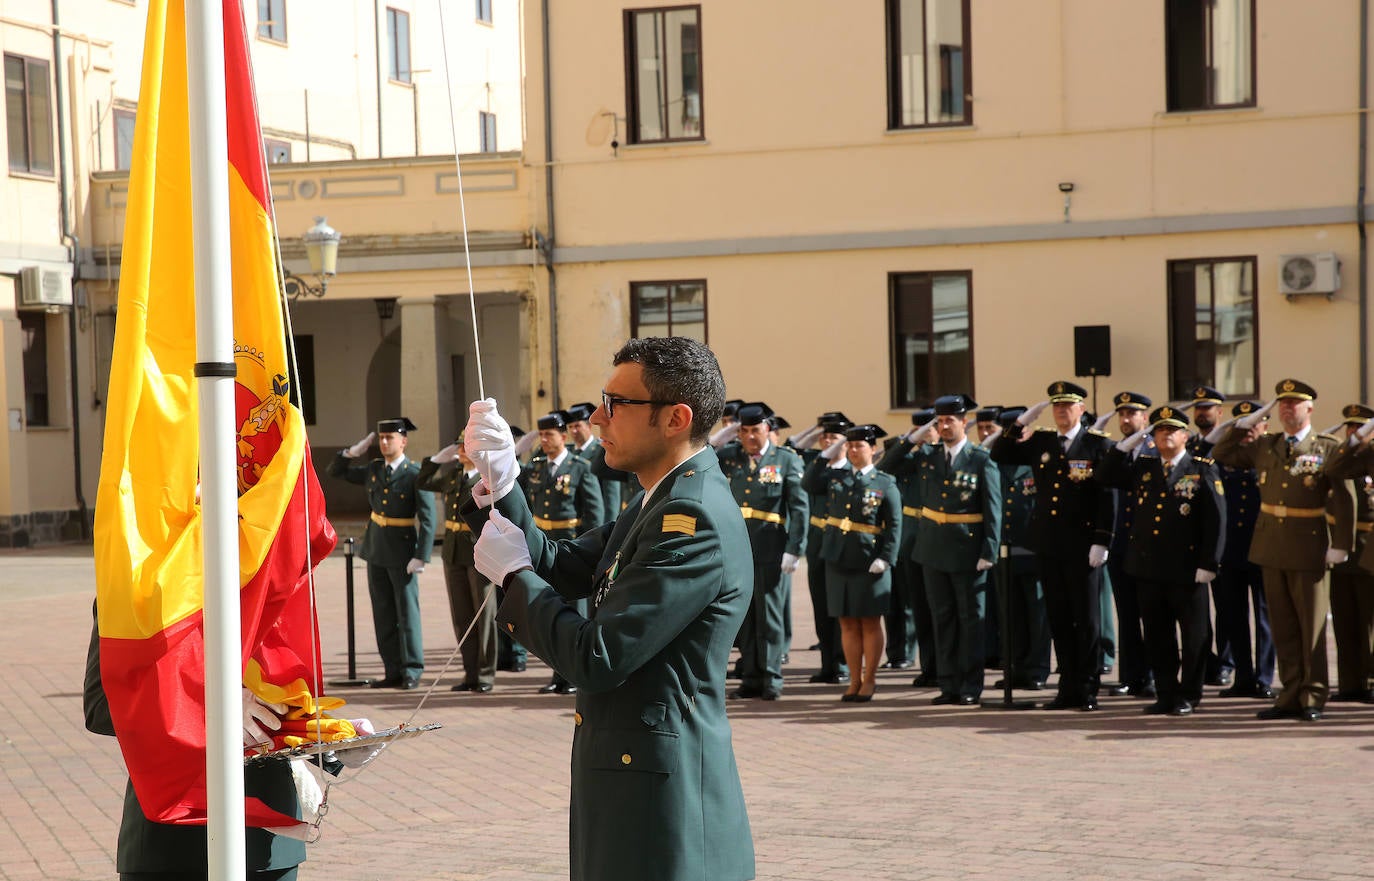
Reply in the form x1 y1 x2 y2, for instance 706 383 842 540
1278 252 1340 299
19 266 71 308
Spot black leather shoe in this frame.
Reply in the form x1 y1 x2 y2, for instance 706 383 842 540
840 692 857 702
537 682 561 694
555 683 578 695
473 683 493 694
1205 670 1235 688
451 682 475 692
930 693 957 705
1098 665 1113 676
369 676 402 689
1107 683 1131 696
851 692 874 704
808 642 822 651
808 671 850 684
1044 696 1080 710
1256 705 1301 720
955 695 978 706
1299 707 1322 722
1142 701 1170 715
911 674 938 688
1253 684 1276 700
1133 683 1157 699
761 691 781 701
884 659 915 670
730 687 763 700
1218 683 1252 698
780 653 789 665
496 660 526 673
1329 690 1366 702
1168 701 1193 717
400 678 421 690
1080 697 1099 711
728 667 742 680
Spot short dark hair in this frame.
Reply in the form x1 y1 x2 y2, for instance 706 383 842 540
612 337 725 445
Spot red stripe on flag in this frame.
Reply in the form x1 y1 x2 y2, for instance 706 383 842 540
223 0 270 210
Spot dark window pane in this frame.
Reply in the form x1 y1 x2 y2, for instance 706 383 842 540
890 271 972 407
631 280 707 342
25 59 53 174
258 0 286 42
6 56 27 173
19 311 49 427
5 55 53 175
888 0 970 128
1167 0 1253 110
387 8 410 82
627 7 703 144
1168 257 1256 398
288 335 316 425
479 111 497 152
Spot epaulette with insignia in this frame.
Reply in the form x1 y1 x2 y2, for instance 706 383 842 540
1317 433 1340 443
1087 429 1110 438
1194 456 1214 465
1034 427 1055 434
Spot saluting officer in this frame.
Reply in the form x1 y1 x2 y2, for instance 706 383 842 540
1098 406 1225 716
417 434 497 693
1205 401 1277 700
795 414 853 685
991 381 1116 711
1320 404 1374 703
1190 385 1236 687
718 403 808 700
981 407 1052 690
329 417 436 689
876 408 937 678
522 409 605 694
803 424 903 701
910 395 1001 705
1104 391 1157 700
1213 379 1354 722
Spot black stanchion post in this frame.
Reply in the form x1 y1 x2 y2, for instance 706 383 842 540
981 542 1036 710
329 536 368 687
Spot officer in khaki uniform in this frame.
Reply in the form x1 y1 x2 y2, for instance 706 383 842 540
1213 379 1354 721
522 410 605 694
417 435 497 693
329 417 436 689
910 394 1002 705
717 402 807 699
1098 406 1225 716
1320 403 1374 703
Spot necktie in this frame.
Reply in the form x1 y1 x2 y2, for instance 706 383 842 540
385 464 393 480
749 455 759 472
946 448 954 468
1060 435 1070 454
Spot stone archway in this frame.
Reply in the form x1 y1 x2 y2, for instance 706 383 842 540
366 326 402 429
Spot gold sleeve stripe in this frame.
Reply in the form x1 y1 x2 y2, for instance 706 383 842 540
662 514 698 536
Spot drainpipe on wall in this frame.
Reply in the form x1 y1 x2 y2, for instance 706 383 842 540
541 0 560 407
53 0 89 539
1359 0 1369 401
375 0 384 158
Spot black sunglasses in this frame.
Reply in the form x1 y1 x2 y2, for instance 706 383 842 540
601 390 674 419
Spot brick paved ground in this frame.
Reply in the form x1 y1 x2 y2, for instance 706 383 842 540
3 543 1372 881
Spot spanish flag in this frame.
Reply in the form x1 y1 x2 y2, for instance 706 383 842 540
93 0 337 827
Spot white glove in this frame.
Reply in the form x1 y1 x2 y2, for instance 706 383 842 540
906 419 936 444
1204 418 1237 446
1088 544 1109 568
471 478 495 509
1017 400 1050 426
513 431 538 457
242 688 287 750
474 508 534 586
405 558 425 575
1236 398 1277 430
1091 412 1114 433
780 552 799 575
344 432 375 459
821 438 846 462
465 399 519 502
1116 427 1150 453
787 425 822 449
431 443 461 465
1195 568 1217 584
980 425 1003 448
1356 418 1374 442
976 559 994 572
868 559 889 575
1326 548 1350 568
709 422 740 448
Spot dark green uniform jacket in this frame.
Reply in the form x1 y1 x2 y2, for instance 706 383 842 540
416 458 480 565
520 450 605 535
1214 428 1354 571
801 459 902 570
716 441 808 560
328 454 436 566
876 440 924 560
573 437 624 517
464 446 755 881
910 441 1002 572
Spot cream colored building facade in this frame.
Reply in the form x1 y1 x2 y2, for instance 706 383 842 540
0 0 525 543
532 0 1371 445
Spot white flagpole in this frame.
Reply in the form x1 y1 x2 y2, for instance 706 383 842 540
185 1 245 878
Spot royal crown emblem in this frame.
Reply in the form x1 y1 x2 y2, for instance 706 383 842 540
1054 382 1065 394
1194 387 1206 398
1282 380 1296 392
1161 407 1174 419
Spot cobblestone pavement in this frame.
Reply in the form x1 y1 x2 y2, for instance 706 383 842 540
3 544 1372 880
